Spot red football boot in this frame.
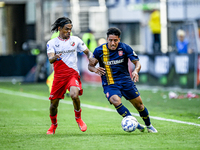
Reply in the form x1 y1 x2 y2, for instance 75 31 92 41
74 108 87 132
76 118 87 132
47 123 58 134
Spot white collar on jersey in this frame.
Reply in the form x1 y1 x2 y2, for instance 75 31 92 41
58 36 69 42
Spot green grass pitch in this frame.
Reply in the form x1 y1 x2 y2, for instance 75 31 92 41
0 82 200 150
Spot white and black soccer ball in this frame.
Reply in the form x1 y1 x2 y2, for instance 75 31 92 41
121 116 138 132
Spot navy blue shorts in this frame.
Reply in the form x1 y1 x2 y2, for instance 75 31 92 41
103 81 140 101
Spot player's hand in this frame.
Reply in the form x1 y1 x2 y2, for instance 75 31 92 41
89 57 97 66
132 71 139 82
95 67 105 76
54 53 62 61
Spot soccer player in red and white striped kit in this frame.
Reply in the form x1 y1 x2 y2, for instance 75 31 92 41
46 17 93 134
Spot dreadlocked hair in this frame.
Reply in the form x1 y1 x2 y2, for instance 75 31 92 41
51 17 72 32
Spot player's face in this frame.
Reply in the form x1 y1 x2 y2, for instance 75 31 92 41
59 24 72 39
107 35 120 50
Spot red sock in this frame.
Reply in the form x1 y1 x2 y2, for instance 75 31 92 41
74 108 82 119
50 114 57 125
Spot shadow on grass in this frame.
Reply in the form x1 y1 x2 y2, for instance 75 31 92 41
41 132 148 138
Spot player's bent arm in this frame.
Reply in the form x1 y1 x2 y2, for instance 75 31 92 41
131 60 141 82
48 53 62 64
88 57 98 72
88 58 105 76
132 60 141 73
83 48 97 66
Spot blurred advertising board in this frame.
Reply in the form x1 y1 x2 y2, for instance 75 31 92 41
81 53 198 89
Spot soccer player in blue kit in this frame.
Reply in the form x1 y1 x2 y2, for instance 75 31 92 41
88 27 157 133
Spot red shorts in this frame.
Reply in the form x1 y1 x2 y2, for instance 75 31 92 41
49 75 83 100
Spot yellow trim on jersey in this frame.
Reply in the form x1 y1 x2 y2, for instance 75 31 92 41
103 44 114 85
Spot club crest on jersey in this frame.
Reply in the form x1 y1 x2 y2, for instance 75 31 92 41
71 41 75 46
118 51 123 56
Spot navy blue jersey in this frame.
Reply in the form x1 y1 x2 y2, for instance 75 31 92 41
93 42 139 86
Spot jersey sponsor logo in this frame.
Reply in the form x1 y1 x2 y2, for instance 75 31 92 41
71 41 75 46
50 95 54 98
103 58 124 65
118 50 123 56
47 44 49 49
55 49 75 54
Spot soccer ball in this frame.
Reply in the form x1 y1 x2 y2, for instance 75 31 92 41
121 116 138 132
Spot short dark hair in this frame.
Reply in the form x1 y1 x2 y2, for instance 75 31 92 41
106 27 121 38
51 17 72 32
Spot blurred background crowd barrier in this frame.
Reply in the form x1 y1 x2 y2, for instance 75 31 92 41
0 0 200 89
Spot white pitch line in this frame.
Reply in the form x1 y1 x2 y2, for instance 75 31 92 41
0 88 200 127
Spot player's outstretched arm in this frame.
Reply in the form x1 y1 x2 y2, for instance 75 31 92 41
83 48 93 59
48 53 62 64
131 60 141 82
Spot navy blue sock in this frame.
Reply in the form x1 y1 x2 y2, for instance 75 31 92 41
139 107 151 126
115 103 131 117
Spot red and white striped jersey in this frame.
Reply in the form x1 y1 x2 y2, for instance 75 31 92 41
47 36 87 79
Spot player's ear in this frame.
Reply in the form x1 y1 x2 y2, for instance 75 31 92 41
58 26 61 31
118 38 121 42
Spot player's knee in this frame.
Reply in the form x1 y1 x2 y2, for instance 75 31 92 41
70 93 78 100
50 99 59 110
109 96 121 106
136 104 144 111
50 103 58 110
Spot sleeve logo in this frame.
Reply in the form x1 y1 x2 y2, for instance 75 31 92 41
47 44 49 49
133 51 137 56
